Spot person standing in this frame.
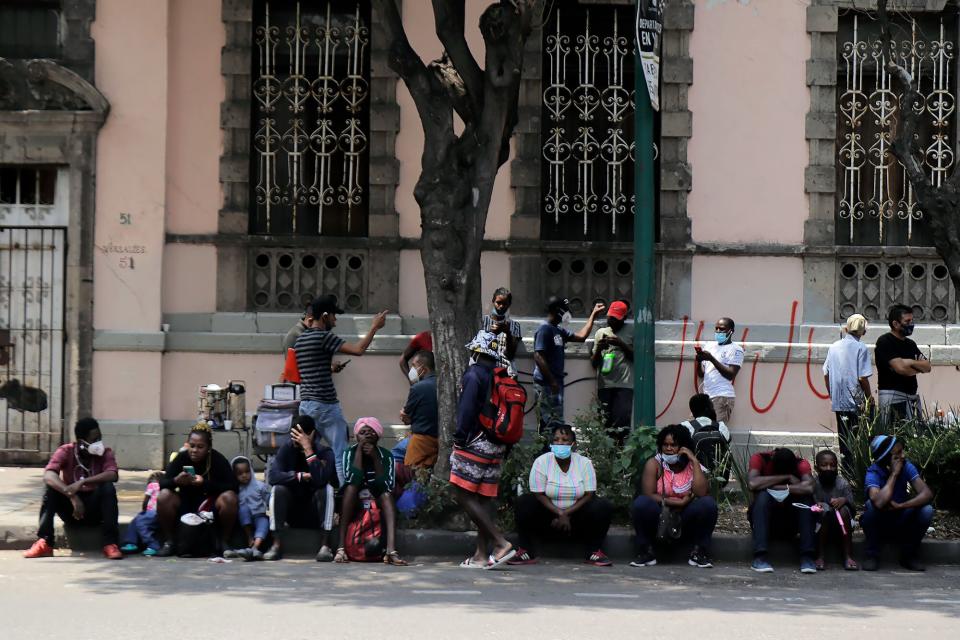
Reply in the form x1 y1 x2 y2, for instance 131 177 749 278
533 297 605 433
823 313 873 470
282 303 312 354
480 287 523 377
400 350 439 468
874 304 930 423
295 294 388 482
695 317 744 425
450 331 516 569
590 300 634 444
23 418 122 559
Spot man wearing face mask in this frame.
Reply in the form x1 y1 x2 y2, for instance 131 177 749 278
400 350 439 468
874 304 930 423
24 417 122 559
695 317 743 425
533 296 606 433
746 448 816 574
591 299 634 445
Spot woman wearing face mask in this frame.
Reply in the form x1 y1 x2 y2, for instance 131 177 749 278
629 424 717 569
508 424 614 566
24 417 123 559
156 422 239 557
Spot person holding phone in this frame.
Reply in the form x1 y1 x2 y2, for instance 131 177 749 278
629 424 716 569
295 294 389 482
479 287 522 377
266 415 338 561
155 423 238 557
695 317 744 425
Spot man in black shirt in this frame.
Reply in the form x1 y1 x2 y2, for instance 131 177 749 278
874 304 930 422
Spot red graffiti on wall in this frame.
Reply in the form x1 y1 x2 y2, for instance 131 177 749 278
805 327 831 400
655 300 833 420
748 300 798 414
656 316 689 420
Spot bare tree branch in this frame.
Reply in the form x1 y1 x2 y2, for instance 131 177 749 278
431 0 484 119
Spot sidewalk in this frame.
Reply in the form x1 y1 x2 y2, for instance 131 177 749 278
2 466 959 564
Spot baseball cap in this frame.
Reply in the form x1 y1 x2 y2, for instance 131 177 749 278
546 296 570 314
607 301 629 321
845 313 867 334
311 294 345 317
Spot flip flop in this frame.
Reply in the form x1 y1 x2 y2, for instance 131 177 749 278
459 557 485 569
484 548 517 571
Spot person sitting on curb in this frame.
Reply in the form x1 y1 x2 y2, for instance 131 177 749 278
120 471 164 556
451 331 516 569
509 423 614 567
224 456 271 561
267 415 338 561
811 449 858 571
156 423 238 557
860 435 934 572
24 417 122 560
747 448 816 574
630 424 717 569
335 417 407 566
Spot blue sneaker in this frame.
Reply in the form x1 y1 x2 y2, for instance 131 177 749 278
142 547 159 557
800 558 817 574
751 557 774 573
120 543 139 554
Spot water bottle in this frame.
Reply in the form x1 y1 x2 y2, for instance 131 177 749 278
601 351 616 375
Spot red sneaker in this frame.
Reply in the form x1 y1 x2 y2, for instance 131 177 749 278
23 538 53 558
506 548 538 565
102 544 123 560
585 550 613 567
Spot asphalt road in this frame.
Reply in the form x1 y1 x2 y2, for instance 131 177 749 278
2 551 958 639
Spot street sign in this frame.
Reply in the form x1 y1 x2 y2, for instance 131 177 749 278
636 0 663 112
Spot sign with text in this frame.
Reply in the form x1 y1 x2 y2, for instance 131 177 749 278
635 0 663 111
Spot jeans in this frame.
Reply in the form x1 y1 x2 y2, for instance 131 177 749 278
238 505 270 540
38 483 119 547
860 501 934 559
631 495 718 553
122 509 160 550
300 400 349 482
748 490 815 558
513 493 613 557
533 383 564 434
598 387 633 445
270 483 335 533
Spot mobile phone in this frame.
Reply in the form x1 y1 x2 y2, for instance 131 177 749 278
341 359 352 367
183 466 195 477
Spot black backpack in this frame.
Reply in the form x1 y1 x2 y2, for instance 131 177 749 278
682 418 732 487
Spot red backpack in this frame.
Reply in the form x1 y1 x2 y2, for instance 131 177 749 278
478 367 527 444
344 499 384 562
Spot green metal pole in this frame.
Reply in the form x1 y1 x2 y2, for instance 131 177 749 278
633 10 657 428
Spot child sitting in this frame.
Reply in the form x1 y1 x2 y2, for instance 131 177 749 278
224 456 271 561
120 471 164 556
813 449 858 571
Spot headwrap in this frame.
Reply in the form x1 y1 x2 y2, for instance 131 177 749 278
354 416 383 438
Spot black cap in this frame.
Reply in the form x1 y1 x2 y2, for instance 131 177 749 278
311 294 345 317
546 296 570 314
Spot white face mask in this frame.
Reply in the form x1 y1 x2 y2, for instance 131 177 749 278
560 311 572 325
766 487 789 503
660 453 680 465
407 367 420 384
85 440 105 457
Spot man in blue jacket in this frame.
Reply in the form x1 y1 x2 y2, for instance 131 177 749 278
266 415 338 561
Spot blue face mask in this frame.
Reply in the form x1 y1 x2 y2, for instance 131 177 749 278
550 444 573 460
902 323 915 337
715 331 731 344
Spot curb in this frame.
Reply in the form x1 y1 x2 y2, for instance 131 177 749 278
4 523 959 565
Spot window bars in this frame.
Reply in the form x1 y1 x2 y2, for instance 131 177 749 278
837 11 957 246
252 1 370 237
541 4 649 242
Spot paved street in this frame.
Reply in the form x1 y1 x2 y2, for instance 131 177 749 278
2 551 958 639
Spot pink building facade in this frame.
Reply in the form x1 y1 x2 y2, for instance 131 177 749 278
2 0 959 468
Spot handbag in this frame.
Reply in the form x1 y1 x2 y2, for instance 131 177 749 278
656 472 683 541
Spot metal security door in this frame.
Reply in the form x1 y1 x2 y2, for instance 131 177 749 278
0 227 65 462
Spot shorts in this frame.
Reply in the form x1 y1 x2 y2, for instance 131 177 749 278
449 435 506 498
